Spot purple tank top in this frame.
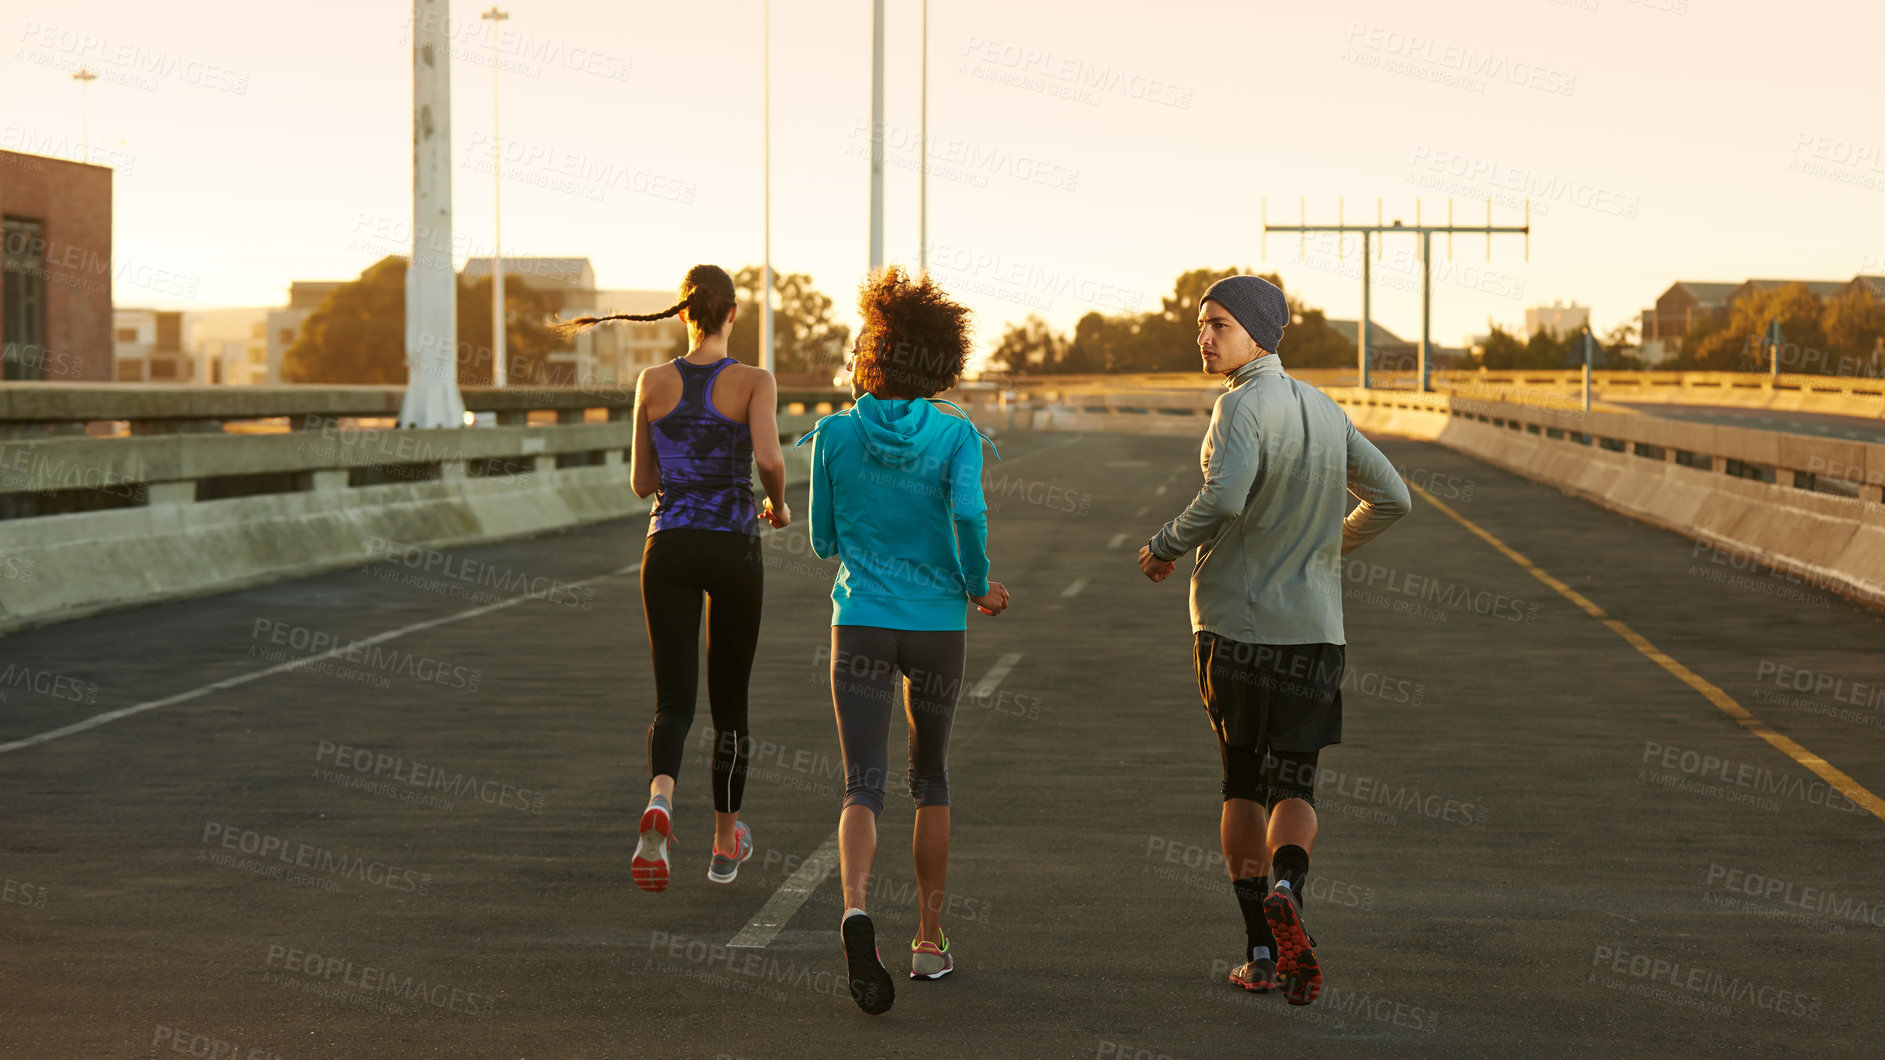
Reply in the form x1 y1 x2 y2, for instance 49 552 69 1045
647 356 758 536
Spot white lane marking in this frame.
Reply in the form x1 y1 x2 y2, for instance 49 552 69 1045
730 654 1024 949
1106 532 1129 549
0 563 643 756
1154 484 1168 496
728 830 842 949
967 653 1025 702
1061 577 1089 598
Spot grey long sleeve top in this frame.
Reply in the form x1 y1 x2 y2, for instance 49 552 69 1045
1146 355 1412 645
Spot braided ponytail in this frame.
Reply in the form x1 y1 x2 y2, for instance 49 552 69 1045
550 303 683 338
551 264 738 340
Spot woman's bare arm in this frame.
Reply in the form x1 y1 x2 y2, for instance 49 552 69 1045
749 371 790 527
630 368 661 499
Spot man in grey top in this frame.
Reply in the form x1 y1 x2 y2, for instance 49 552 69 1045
1137 274 1410 1006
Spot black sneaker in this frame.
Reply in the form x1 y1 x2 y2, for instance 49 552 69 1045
1228 957 1278 993
1262 883 1322 1006
842 912 895 1015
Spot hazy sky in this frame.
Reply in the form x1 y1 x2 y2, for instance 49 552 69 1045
6 0 1882 362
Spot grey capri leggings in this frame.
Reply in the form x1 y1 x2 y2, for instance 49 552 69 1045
829 625 966 816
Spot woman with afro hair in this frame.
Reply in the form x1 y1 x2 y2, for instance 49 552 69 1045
796 266 1007 1014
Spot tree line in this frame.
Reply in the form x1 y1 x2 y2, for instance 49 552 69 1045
1670 283 1885 376
1476 319 1645 371
984 268 1354 376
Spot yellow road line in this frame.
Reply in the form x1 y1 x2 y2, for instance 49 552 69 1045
1408 483 1885 824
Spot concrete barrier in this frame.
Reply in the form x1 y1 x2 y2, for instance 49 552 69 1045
1322 391 1885 608
1019 383 1885 609
0 386 839 633
0 437 818 634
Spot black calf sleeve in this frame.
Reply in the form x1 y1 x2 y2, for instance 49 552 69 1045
1265 749 1320 808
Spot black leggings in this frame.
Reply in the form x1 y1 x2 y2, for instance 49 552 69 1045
829 625 966 816
642 529 763 813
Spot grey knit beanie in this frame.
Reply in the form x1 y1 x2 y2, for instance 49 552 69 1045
1201 275 1289 354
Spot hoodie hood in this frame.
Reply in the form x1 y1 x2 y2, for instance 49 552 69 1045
794 394 999 464
849 392 940 469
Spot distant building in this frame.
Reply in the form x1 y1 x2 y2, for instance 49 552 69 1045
1638 276 1885 364
119 309 269 383
1846 275 1885 300
112 307 216 380
1639 281 1738 362
266 281 345 384
1525 300 1589 337
113 309 191 382
189 308 270 384
1 148 113 380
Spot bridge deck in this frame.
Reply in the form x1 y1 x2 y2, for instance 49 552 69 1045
2 430 1880 1058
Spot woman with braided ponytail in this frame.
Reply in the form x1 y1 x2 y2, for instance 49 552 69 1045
558 264 789 892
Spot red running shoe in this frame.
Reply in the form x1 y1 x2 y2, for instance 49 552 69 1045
1263 883 1322 1005
632 802 673 892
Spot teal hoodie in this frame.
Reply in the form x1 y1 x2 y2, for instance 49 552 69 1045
799 394 996 631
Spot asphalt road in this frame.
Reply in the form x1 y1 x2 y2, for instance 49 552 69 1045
3 428 1883 1059
1614 402 1885 442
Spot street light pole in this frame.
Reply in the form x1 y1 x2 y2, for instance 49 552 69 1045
399 0 466 429
1358 231 1371 389
919 0 927 274
482 6 510 388
72 67 97 160
1419 230 1432 393
761 0 774 373
868 0 885 273
1582 326 1594 413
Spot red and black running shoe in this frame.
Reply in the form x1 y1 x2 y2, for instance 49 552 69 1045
1263 883 1322 1005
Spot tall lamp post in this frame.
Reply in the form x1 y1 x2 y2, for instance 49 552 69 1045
918 0 927 274
400 0 466 429
482 6 510 387
72 67 97 159
761 0 773 372
868 0 884 272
